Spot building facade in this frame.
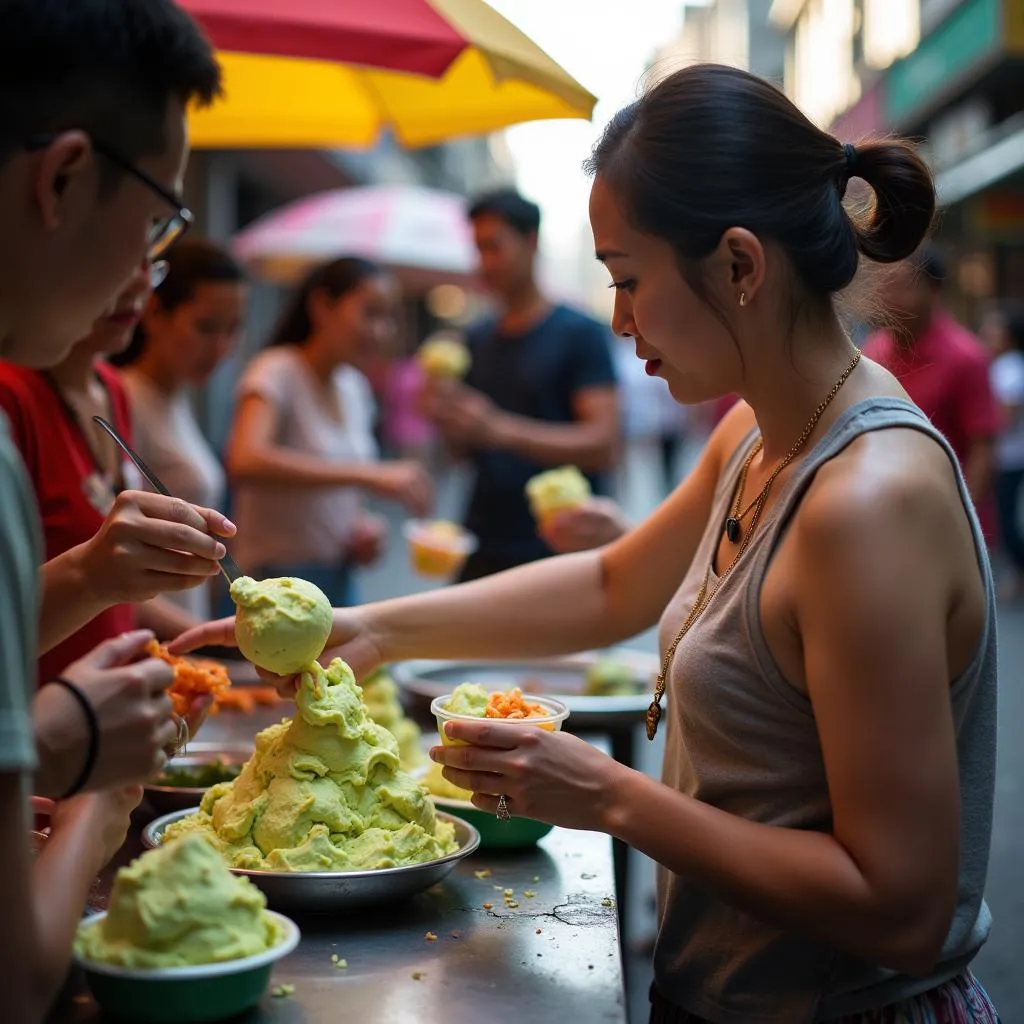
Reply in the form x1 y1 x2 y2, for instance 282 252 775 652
774 0 1024 321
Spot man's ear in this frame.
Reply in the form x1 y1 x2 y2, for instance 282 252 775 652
32 131 95 231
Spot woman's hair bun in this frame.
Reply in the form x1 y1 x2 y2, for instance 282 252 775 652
847 138 936 265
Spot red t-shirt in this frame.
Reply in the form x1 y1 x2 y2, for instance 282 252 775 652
863 312 1001 539
0 361 137 686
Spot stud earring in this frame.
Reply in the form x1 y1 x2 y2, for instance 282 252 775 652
739 292 748 307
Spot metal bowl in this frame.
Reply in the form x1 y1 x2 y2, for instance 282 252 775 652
391 648 659 730
144 743 253 816
141 808 480 914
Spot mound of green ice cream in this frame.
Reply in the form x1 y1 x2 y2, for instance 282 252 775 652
230 575 332 676
443 682 490 717
164 659 458 872
75 835 283 968
360 668 425 770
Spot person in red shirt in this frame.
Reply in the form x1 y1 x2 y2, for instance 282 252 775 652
862 245 1000 538
0 265 201 687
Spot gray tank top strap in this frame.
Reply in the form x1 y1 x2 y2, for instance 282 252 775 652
740 396 996 714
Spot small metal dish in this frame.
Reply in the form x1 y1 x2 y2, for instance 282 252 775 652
142 808 480 914
143 743 253 816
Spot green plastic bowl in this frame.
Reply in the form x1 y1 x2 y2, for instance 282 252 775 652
432 796 553 849
72 911 299 1023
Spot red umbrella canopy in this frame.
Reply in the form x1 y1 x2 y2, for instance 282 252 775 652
178 0 468 77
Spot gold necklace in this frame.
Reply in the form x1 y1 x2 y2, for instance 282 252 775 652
646 348 862 741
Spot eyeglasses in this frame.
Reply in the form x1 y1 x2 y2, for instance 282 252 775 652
24 134 193 259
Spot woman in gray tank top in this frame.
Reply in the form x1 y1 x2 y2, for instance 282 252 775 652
177 64 1000 1024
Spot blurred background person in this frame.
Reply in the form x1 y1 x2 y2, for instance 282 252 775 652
226 257 433 605
112 240 247 620
863 245 1000 541
424 188 620 580
0 263 212 684
981 305 1024 600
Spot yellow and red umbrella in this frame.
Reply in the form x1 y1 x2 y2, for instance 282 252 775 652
178 0 596 149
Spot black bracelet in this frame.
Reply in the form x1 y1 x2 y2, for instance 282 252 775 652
48 677 100 800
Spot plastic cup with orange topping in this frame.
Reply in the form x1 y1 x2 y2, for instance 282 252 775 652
430 685 570 747
403 520 478 579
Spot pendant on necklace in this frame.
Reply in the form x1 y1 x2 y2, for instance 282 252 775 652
724 517 742 544
646 701 662 741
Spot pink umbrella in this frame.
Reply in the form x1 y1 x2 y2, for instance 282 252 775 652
232 185 479 290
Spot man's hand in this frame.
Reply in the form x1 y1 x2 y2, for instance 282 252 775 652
79 491 236 603
539 498 630 553
33 630 180 798
347 514 388 567
426 383 506 449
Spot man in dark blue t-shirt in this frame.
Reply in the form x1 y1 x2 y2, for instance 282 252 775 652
425 189 619 581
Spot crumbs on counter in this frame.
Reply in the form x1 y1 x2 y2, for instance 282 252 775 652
330 955 348 970
532 876 540 882
601 898 615 908
272 984 295 998
523 889 537 898
482 902 494 910
412 971 425 981
536 928 543 935
473 868 492 880
425 932 437 942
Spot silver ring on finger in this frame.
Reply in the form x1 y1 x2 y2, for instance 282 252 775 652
496 794 511 822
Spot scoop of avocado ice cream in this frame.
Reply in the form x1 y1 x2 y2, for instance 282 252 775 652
74 834 284 968
360 668 425 770
164 658 458 872
443 682 490 717
230 575 332 676
525 465 591 519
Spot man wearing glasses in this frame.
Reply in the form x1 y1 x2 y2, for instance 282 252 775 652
0 2 230 1019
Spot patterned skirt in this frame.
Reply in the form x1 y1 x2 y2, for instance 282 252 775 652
650 970 1001 1024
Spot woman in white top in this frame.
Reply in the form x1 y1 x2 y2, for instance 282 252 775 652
981 306 1024 599
114 240 247 619
227 257 433 605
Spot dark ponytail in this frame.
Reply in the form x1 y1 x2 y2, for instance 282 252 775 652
585 63 935 307
110 239 245 367
845 139 936 266
268 256 384 347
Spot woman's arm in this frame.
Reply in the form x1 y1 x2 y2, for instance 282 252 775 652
38 492 234 655
174 406 740 671
227 394 432 513
0 777 139 1021
357 405 732 664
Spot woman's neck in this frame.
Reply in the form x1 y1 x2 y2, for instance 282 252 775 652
737 319 860 466
298 336 343 383
49 346 100 396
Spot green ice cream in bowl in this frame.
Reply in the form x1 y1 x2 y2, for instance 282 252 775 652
73 834 299 1023
142 657 479 912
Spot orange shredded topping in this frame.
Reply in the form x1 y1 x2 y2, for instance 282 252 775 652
483 688 548 720
147 641 231 716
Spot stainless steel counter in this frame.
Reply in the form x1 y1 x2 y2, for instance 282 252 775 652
48 703 628 1024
